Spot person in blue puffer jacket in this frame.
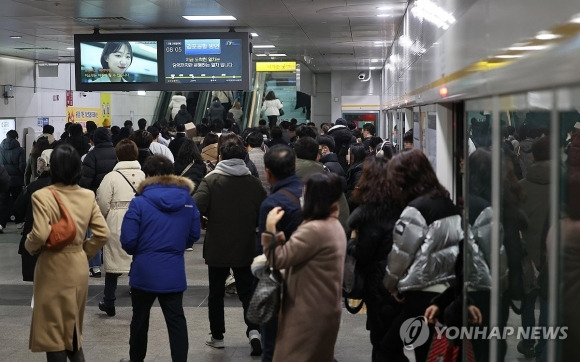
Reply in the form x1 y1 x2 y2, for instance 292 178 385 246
120 154 200 362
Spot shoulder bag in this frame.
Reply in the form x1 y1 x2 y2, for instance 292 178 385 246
343 237 365 314
45 187 77 250
247 232 283 325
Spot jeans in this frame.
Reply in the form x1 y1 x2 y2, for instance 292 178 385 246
208 265 258 339
103 272 121 306
260 314 278 362
86 229 101 268
129 287 188 362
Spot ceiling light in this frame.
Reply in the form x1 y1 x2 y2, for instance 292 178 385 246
255 54 268 57
377 14 390 17
182 15 236 21
535 31 561 40
377 6 391 10
369 67 376 70
269 53 287 57
10 36 21 39
66 47 75 50
253 45 275 49
137 90 146 96
371 59 381 63
507 45 548 51
411 0 456 30
495 54 522 59
399 35 413 48
570 14 580 23
251 33 259 37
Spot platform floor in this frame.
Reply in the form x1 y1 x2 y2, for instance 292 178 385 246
0 223 529 361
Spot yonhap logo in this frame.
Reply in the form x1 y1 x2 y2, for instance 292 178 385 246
399 316 430 350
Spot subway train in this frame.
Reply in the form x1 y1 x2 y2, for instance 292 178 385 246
0 0 579 361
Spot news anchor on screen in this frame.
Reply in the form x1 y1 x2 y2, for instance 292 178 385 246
94 42 133 82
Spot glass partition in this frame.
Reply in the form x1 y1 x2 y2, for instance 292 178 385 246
463 89 580 361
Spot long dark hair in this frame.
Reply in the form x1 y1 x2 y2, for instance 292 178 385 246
50 144 82 185
302 172 343 221
387 148 449 208
176 138 203 165
265 91 277 101
469 148 492 202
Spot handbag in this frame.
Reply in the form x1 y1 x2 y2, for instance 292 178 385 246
247 235 283 324
278 108 284 116
343 238 365 314
427 333 475 362
45 187 77 250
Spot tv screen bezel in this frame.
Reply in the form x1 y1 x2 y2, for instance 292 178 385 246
74 32 251 92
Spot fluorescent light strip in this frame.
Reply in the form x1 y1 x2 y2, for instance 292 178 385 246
10 36 21 39
508 45 548 51
377 14 389 17
66 47 75 50
495 54 522 59
269 53 287 56
182 15 236 21
255 54 268 57
253 45 275 49
535 32 561 40
251 33 259 37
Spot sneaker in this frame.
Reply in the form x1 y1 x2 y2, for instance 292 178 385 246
89 267 102 278
185 247 193 252
249 330 262 356
206 334 224 349
98 301 116 317
16 222 24 229
517 340 536 358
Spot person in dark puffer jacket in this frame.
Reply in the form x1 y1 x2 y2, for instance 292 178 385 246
0 129 26 230
327 118 356 172
79 127 118 192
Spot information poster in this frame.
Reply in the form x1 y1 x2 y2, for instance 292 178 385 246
37 117 49 127
66 107 101 130
0 118 16 144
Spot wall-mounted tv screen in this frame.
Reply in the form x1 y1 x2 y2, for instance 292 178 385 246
163 38 245 88
74 32 250 92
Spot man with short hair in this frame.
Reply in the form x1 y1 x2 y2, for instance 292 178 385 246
168 123 188 159
256 144 303 361
403 129 414 150
38 125 56 145
193 137 266 356
294 137 350 231
244 129 269 194
361 123 376 150
147 126 174 163
316 135 346 189
137 118 147 131
0 130 25 231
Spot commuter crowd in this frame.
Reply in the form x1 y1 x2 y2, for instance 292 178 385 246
0 106 578 362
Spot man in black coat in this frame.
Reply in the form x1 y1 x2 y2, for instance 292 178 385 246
0 129 26 230
79 127 117 192
316 135 347 191
328 118 356 172
168 123 188 159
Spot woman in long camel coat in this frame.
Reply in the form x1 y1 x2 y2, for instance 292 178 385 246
25 144 109 361
262 172 346 362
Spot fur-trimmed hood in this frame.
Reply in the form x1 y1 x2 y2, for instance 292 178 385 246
137 175 195 212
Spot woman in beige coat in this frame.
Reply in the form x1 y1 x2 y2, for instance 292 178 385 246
262 172 346 362
96 139 145 317
25 143 109 361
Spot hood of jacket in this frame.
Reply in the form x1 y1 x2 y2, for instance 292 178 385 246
210 101 224 110
320 152 339 163
201 143 218 161
177 108 188 116
209 158 250 176
171 95 186 104
1 138 20 150
524 160 550 185
93 127 112 145
138 175 195 212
